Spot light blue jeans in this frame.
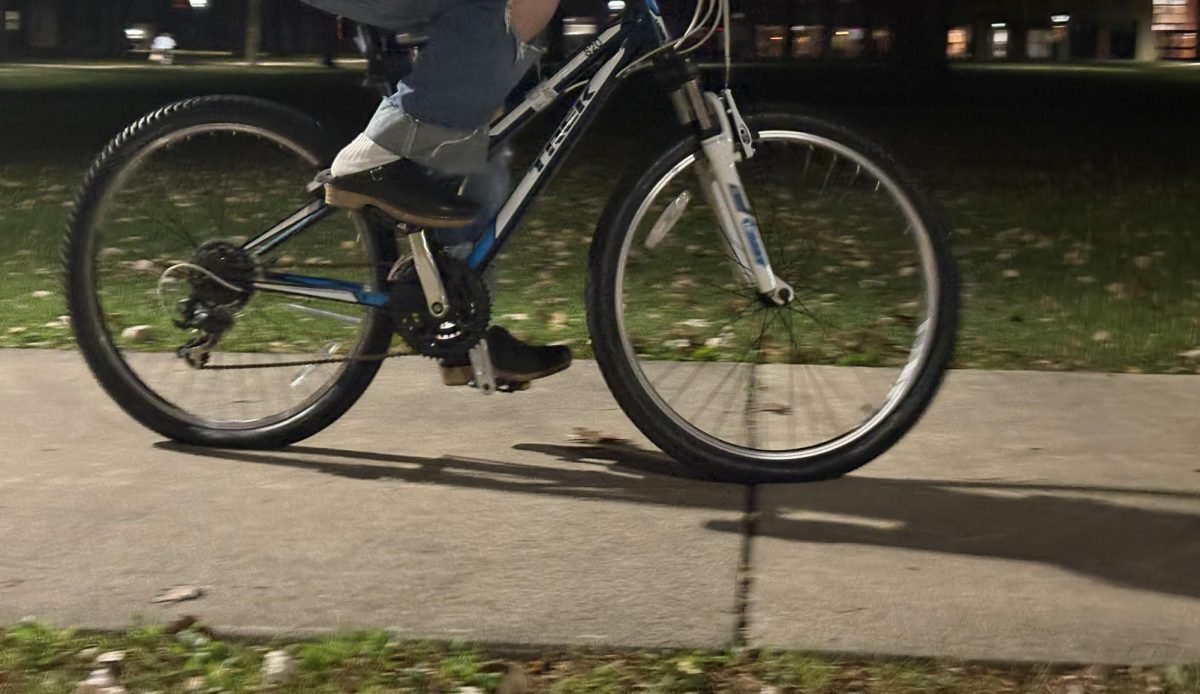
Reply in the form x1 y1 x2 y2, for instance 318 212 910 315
303 0 539 246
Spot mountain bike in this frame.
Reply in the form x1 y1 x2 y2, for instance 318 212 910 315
62 0 958 483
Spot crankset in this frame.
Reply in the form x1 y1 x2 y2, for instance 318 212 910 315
389 251 490 360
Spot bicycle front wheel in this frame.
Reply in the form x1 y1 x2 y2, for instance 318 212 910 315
63 96 397 448
587 113 958 483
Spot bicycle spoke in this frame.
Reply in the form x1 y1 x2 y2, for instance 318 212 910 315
616 126 945 458
83 119 382 430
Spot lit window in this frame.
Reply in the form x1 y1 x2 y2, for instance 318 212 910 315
947 27 971 59
755 25 787 58
992 28 1009 59
4 10 19 32
1028 29 1055 59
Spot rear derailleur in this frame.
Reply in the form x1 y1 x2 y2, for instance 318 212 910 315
170 241 256 369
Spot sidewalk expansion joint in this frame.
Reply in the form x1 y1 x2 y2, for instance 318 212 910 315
732 483 758 647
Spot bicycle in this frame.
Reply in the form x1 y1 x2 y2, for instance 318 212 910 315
62 0 958 483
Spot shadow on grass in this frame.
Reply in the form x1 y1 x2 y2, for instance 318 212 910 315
157 440 1200 601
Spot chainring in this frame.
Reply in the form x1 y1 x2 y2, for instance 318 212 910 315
390 253 489 359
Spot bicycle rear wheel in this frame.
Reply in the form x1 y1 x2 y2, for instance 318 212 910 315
587 113 958 483
63 96 397 448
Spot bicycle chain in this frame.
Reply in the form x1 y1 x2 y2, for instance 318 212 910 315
192 348 412 371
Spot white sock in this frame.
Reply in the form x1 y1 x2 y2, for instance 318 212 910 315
330 133 401 177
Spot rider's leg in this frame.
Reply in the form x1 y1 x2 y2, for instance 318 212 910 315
326 0 570 386
329 0 557 179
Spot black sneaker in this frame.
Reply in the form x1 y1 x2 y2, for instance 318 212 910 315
325 159 478 229
442 326 572 388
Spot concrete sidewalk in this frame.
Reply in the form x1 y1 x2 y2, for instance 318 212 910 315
0 349 1197 664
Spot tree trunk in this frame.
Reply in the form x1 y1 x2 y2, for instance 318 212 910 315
888 0 948 80
244 0 263 63
820 0 836 58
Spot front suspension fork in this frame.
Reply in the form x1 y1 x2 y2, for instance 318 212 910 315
670 80 795 305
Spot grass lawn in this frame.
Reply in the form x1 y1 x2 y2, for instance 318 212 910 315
3 620 1198 693
1 61 1199 372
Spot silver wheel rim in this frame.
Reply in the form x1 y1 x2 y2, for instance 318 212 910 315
86 122 379 431
614 129 941 461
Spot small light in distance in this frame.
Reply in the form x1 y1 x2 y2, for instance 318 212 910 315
1051 14 1070 24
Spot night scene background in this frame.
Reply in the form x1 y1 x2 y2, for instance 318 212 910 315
1 0 1198 369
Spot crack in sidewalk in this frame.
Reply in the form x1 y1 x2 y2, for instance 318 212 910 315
732 484 758 646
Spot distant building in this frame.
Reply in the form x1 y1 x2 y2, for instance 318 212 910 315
948 0 1191 62
0 0 334 58
9 0 1180 65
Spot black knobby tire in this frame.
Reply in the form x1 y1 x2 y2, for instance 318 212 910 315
586 113 958 483
63 96 396 448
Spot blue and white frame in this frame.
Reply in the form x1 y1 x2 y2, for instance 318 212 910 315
241 0 672 307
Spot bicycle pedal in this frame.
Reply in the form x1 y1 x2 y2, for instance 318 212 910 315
307 168 334 195
494 380 531 393
468 339 496 395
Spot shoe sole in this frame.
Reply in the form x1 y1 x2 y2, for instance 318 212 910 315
441 359 572 388
325 186 475 230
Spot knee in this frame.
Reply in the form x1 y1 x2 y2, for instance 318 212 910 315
507 0 560 43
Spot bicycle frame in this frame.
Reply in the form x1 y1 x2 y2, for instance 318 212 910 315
240 0 791 309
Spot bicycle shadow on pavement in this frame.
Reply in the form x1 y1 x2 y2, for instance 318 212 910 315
157 441 1200 600
154 440 738 513
706 475 1200 601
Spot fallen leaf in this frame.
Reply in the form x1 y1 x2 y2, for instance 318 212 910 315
570 427 629 446
121 325 156 344
262 650 297 686
496 663 530 694
164 615 198 634
95 651 125 666
1062 250 1087 266
151 585 203 604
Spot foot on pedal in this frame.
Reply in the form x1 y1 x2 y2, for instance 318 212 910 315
440 326 572 391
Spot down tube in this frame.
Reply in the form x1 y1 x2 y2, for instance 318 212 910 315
468 46 631 271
